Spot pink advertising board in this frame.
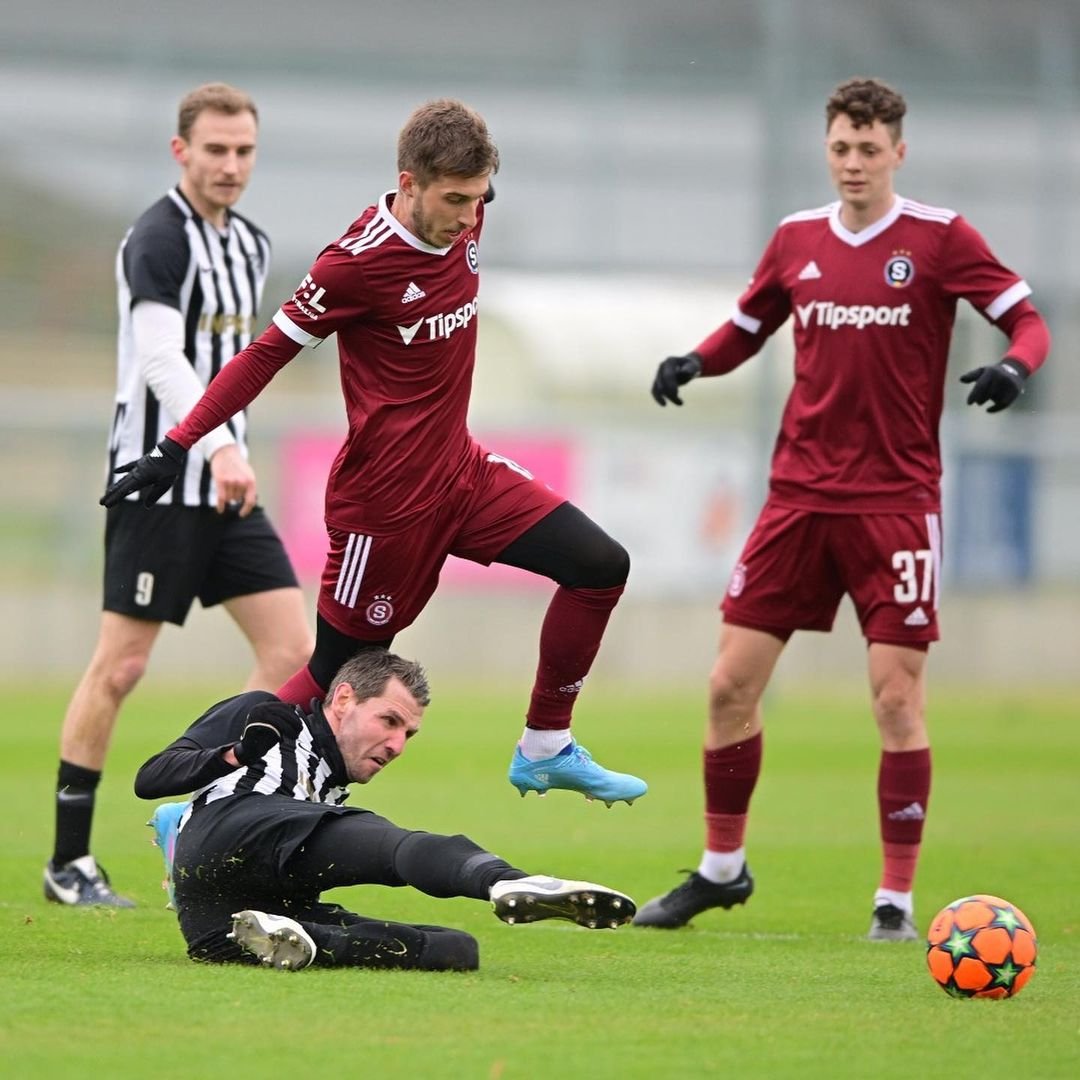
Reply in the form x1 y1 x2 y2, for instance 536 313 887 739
279 433 576 590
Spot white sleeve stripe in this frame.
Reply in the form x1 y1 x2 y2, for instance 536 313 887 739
273 308 318 346
732 304 762 334
985 280 1032 321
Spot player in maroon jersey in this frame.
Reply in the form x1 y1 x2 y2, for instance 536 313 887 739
635 77 1050 939
102 99 647 811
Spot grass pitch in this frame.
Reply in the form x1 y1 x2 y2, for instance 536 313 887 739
1 678 1077 1078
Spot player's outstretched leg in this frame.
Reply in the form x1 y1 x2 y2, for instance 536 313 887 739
148 801 188 911
490 874 636 929
229 906 479 971
228 910 317 971
508 742 647 806
632 865 754 929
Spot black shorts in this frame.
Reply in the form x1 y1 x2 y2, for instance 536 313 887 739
103 503 299 626
173 795 400 944
173 794 370 901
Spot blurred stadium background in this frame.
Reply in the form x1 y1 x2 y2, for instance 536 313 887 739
1 0 1077 690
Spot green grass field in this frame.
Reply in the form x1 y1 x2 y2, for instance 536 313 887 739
1 679 1077 1078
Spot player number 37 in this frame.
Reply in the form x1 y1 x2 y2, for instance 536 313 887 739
891 549 933 604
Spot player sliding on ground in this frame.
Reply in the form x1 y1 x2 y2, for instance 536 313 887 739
102 97 645 811
136 650 635 971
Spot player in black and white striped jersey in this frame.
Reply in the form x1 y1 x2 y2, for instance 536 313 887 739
45 83 312 908
108 186 269 503
136 650 636 971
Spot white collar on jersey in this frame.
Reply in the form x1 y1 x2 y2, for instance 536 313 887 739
377 190 454 256
168 186 231 235
828 193 903 247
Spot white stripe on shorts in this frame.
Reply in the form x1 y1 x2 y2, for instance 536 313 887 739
334 533 373 609
925 513 942 611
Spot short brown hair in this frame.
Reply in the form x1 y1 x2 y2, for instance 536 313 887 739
826 78 906 140
326 649 431 709
177 82 258 141
397 98 499 186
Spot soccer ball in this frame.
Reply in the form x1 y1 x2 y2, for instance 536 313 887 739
926 894 1037 999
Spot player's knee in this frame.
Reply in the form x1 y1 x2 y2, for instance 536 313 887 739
707 662 757 713
597 537 631 587
258 638 315 686
283 633 316 671
873 690 923 743
417 927 479 972
99 652 149 702
567 536 630 589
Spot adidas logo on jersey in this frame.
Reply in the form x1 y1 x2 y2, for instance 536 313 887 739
903 607 930 627
401 281 426 304
797 260 822 280
887 801 925 821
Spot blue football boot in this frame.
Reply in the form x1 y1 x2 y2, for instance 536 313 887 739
508 742 647 806
148 801 188 911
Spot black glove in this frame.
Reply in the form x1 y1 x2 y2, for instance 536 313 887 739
100 436 187 508
652 352 703 406
233 701 304 767
959 359 1028 413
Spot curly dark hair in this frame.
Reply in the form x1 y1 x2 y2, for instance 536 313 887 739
826 78 906 140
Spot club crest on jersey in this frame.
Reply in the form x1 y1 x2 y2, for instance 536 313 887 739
365 595 394 626
465 239 479 274
728 562 747 598
884 251 915 288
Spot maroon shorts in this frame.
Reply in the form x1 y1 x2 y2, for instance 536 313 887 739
721 502 942 645
318 451 565 639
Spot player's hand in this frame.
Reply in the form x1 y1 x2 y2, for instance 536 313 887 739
100 436 187 507
233 701 304 766
652 352 703 406
209 444 258 517
960 359 1028 413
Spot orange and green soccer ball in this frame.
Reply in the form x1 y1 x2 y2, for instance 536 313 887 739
926 894 1037 999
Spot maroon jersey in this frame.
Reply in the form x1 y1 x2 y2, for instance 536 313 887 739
271 192 486 533
697 196 1040 513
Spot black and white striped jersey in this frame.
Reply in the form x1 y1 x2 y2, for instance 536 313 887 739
108 186 271 507
133 691 351 828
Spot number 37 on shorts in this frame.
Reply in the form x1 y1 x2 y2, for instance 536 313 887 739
721 507 941 643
